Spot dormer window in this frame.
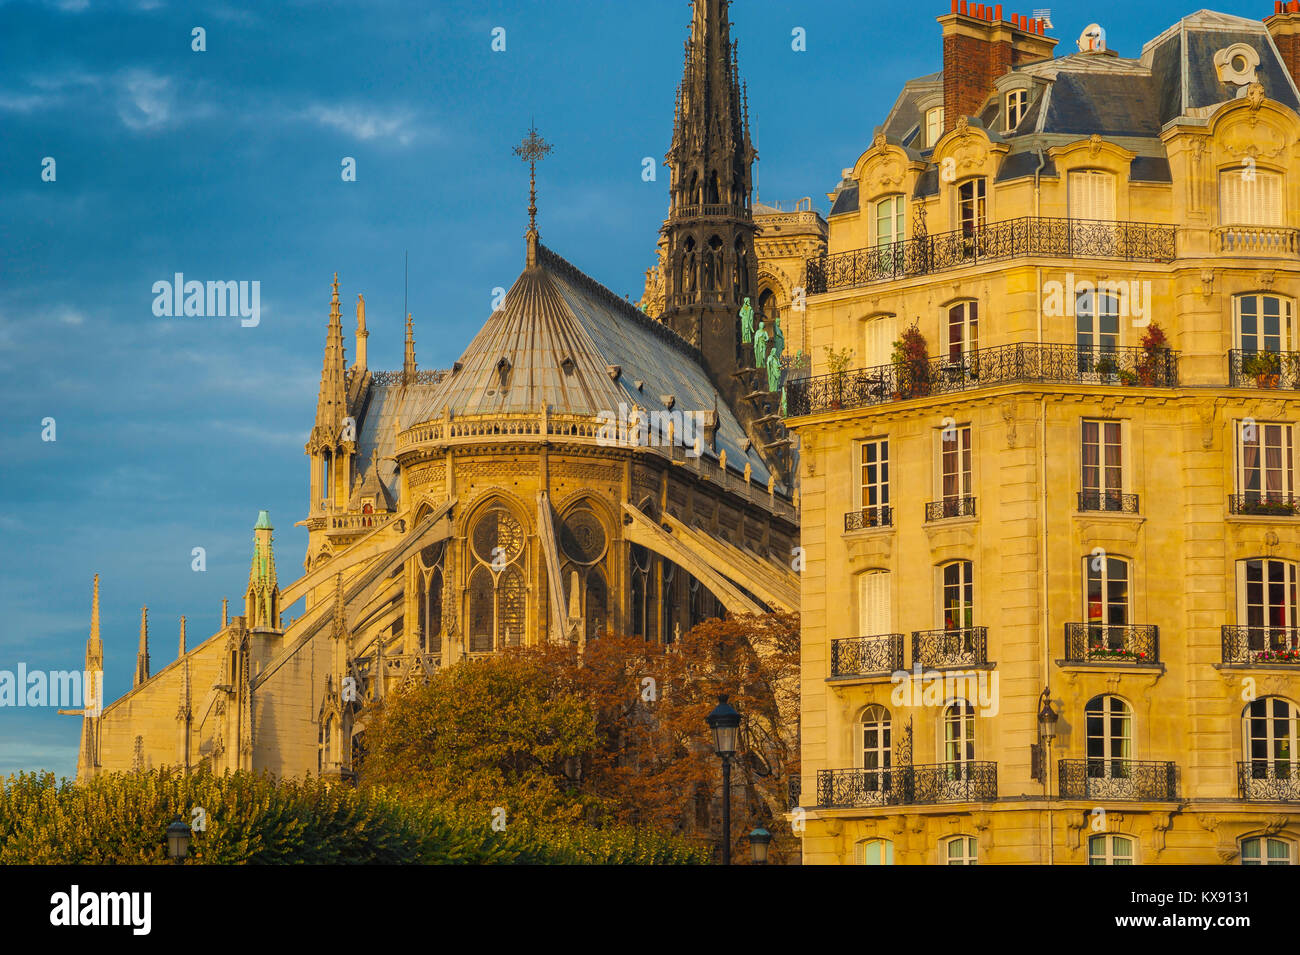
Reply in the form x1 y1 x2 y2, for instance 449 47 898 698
1005 89 1027 132
926 107 944 148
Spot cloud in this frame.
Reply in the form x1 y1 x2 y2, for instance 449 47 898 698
115 69 173 130
304 103 423 146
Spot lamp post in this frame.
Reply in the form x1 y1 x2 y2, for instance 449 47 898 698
1032 688 1058 790
165 816 191 864
706 694 741 866
749 827 772 865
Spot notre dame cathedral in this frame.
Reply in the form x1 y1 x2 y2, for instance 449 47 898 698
76 0 820 782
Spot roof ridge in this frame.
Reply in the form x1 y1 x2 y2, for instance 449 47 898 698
536 243 707 369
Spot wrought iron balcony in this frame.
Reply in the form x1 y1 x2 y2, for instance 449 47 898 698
1222 626 1300 665
844 505 893 531
831 634 905 677
1214 225 1300 257
1058 759 1177 801
925 496 976 521
816 762 998 808
1228 493 1300 517
912 626 988 669
1064 623 1159 665
1228 349 1300 389
784 342 1180 417
805 216 1177 294
1239 761 1300 801
1077 490 1139 513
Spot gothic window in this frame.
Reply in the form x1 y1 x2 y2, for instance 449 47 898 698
417 542 445 652
467 505 528 651
586 566 608 640
707 169 720 205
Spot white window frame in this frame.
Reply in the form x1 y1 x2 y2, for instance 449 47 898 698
1235 294 1295 354
1076 287 1121 353
938 560 975 631
874 194 905 248
1241 836 1294 865
1084 555 1131 629
857 838 894 865
945 300 979 362
1085 694 1133 768
1005 89 1027 132
926 107 944 148
956 179 987 237
944 834 978 865
1089 833 1135 865
935 423 974 503
858 437 891 521
1080 418 1128 502
863 314 898 369
857 704 892 778
942 698 976 766
1243 696 1299 773
1235 421 1295 499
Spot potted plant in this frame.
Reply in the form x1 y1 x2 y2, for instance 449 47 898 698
891 322 932 400
1242 350 1281 389
1135 323 1170 386
823 345 854 410
1094 355 1119 380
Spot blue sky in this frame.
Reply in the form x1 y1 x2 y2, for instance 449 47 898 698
0 0 1271 777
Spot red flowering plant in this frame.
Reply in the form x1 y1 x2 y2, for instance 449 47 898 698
1135 323 1170 386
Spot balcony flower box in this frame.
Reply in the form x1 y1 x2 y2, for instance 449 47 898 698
1086 646 1149 662
1252 648 1300 664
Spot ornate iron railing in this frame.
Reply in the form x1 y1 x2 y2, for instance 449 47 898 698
1228 349 1300 389
1222 626 1300 664
1227 493 1300 517
831 634 905 677
806 216 1177 293
844 505 893 531
1058 759 1177 801
925 496 976 521
816 762 998 807
912 626 988 669
787 777 802 810
1239 761 1300 801
1064 623 1159 664
1078 490 1139 513
785 342 1179 417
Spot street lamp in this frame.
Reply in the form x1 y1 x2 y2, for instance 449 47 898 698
1031 688 1058 786
165 816 191 864
749 827 772 865
706 694 742 865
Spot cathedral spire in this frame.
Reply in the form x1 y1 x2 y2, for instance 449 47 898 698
354 293 368 372
246 510 281 629
134 605 150 688
309 273 348 446
514 124 552 269
77 574 103 779
403 312 417 380
176 615 191 770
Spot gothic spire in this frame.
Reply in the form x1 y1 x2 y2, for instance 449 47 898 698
403 312 417 381
354 293 368 372
85 573 103 673
134 605 150 688
308 273 348 452
77 574 103 779
246 510 281 629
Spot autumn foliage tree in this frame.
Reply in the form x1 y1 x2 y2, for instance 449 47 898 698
361 613 801 864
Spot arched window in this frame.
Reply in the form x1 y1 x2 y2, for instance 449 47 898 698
858 704 892 800
944 835 978 865
1086 695 1133 781
1004 89 1027 132
1088 833 1134 865
1237 559 1299 653
925 107 943 147
1241 836 1294 865
956 179 986 247
856 838 894 865
945 300 979 361
940 560 975 631
1234 294 1294 355
1243 697 1298 790
466 504 527 652
586 566 608 641
630 543 652 639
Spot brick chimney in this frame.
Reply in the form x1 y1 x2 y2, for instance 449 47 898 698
939 1 1058 134
1267 1 1300 87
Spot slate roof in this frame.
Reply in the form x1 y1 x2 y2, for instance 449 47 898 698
837 9 1300 207
351 242 776 497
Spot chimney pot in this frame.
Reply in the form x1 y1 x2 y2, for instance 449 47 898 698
995 4 1003 20
951 0 959 12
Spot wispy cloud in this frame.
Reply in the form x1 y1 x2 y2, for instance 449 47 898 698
115 69 173 130
304 103 425 146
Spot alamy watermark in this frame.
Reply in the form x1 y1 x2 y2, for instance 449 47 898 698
596 403 707 457
0 665 101 711
151 273 260 327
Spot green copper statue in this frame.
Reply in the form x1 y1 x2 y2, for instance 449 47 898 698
739 297 754 344
753 320 769 373
766 350 781 392
772 312 785 360
780 384 788 417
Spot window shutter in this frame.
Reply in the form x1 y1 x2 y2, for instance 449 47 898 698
859 571 891 637
864 315 897 368
1070 171 1115 220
